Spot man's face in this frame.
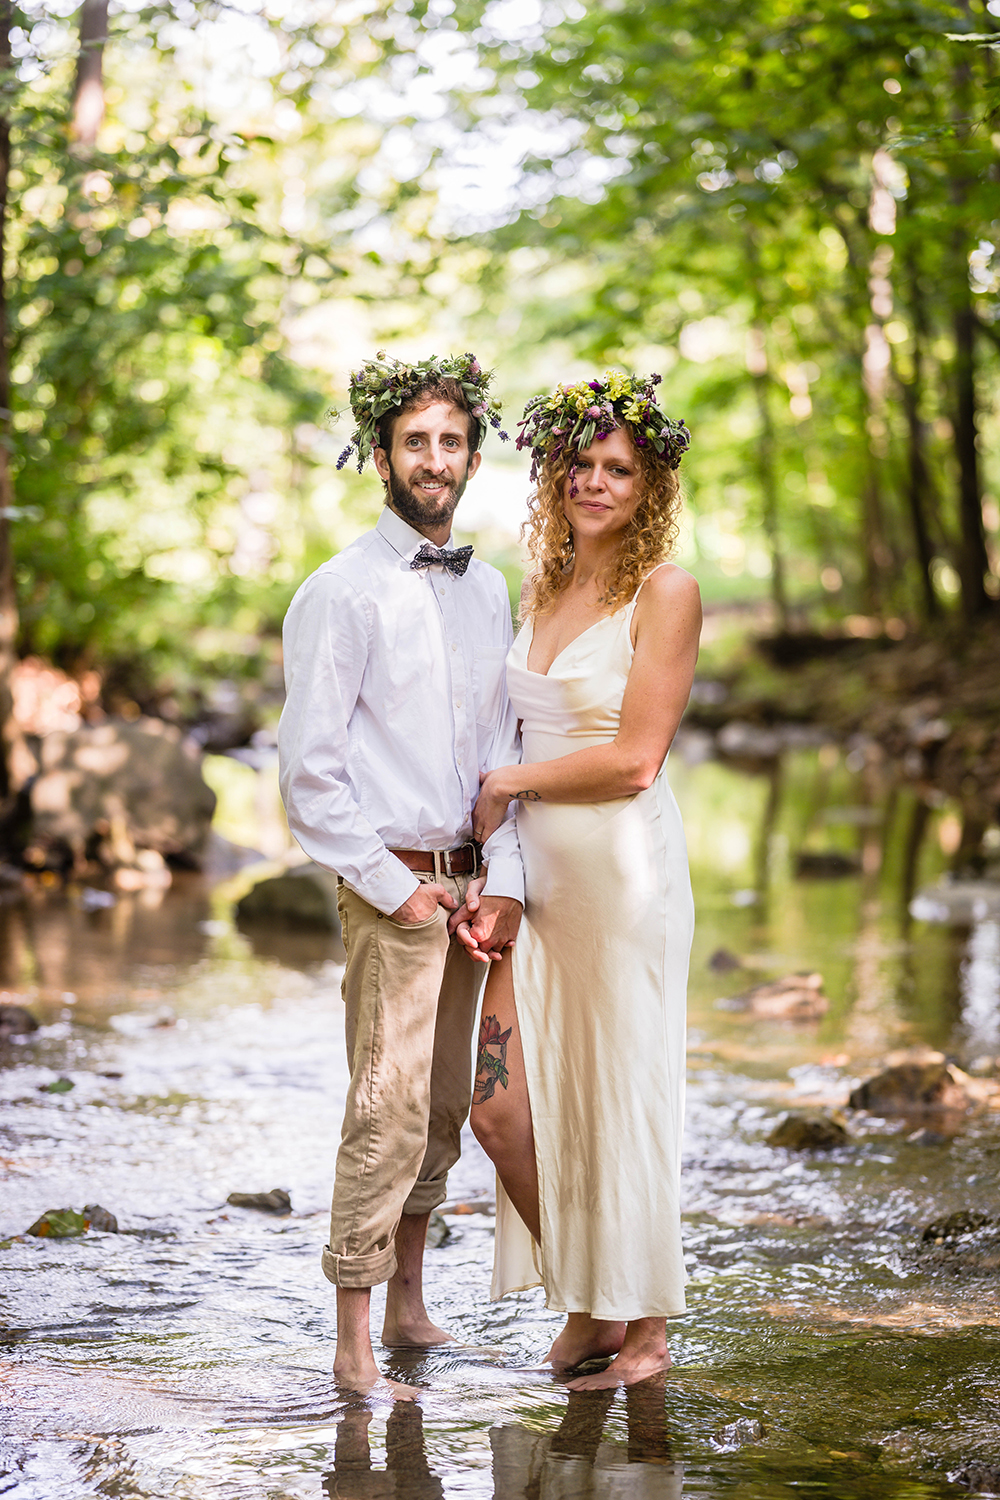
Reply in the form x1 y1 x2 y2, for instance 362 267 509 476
374 401 482 534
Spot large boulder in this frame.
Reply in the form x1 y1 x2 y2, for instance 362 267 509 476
236 861 341 932
766 1111 850 1150
29 719 216 869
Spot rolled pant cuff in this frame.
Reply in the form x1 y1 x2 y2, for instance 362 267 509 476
402 1176 448 1216
322 1242 397 1289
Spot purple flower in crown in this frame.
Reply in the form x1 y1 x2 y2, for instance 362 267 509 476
585 405 603 418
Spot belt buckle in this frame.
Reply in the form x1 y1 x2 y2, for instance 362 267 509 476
434 844 478 879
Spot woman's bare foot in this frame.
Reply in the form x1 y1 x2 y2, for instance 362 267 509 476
564 1317 670 1391
547 1313 626 1371
380 1312 455 1349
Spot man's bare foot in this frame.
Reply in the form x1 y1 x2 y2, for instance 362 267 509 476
565 1343 671 1391
333 1355 421 1401
547 1314 626 1371
380 1313 455 1349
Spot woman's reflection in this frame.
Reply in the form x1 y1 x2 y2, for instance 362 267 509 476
323 1381 682 1500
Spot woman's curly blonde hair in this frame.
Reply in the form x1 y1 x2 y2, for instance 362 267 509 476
520 434 683 620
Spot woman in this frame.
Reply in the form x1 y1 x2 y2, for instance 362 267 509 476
466 372 700 1391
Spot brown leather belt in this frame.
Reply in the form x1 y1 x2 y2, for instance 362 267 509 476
388 844 481 878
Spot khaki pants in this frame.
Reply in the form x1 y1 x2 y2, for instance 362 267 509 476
322 872 483 1288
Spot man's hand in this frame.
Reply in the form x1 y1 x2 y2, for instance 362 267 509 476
388 882 457 926
449 879 522 963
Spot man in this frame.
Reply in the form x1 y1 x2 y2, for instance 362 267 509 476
278 352 523 1395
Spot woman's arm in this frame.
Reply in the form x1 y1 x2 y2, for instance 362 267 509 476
472 565 702 842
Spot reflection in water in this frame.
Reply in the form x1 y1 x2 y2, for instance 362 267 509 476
2 742 1000 1499
323 1385 681 1500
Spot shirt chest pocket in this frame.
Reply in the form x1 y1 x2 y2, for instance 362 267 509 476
472 646 509 731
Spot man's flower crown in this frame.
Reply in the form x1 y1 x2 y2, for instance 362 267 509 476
335 351 507 472
516 371 690 487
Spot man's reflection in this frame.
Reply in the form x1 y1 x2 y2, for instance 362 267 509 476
323 1403 442 1500
322 1380 682 1500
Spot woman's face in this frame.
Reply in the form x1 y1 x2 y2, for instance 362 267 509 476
561 426 641 542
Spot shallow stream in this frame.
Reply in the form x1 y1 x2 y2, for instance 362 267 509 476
2 738 1000 1499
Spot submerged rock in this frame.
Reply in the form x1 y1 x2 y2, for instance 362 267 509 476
711 1418 765 1451
26 1204 119 1237
917 1212 1000 1277
951 1462 1000 1494
766 1111 850 1150
849 1053 972 1115
226 1188 292 1214
720 972 828 1020
0 1004 39 1037
426 1211 451 1248
82 1204 119 1233
236 863 341 933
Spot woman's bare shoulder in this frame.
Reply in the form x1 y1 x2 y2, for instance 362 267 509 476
637 562 701 616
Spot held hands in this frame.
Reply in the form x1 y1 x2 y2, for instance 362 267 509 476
447 876 522 964
388 882 457 926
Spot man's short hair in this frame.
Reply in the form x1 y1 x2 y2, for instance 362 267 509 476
375 376 481 456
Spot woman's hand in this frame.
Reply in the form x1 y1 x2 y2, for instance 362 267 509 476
473 768 515 843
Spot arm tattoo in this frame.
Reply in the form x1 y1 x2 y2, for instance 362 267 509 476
513 789 541 802
474 1014 513 1105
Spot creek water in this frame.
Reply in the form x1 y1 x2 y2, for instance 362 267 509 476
2 736 1000 1500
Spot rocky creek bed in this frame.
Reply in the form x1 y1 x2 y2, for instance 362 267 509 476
2 740 1000 1499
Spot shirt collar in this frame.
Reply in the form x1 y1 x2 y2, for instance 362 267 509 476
377 506 452 562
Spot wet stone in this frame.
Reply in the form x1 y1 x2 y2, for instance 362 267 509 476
426 1211 451 1248
236 864 341 933
951 1462 1000 1494
0 1004 39 1038
916 1213 1000 1277
226 1188 292 1214
849 1056 972 1115
719 971 829 1021
766 1111 850 1150
82 1204 119 1233
707 947 743 973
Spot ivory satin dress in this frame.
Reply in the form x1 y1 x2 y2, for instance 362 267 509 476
492 580 693 1320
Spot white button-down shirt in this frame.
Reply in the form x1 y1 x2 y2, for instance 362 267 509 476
278 507 524 915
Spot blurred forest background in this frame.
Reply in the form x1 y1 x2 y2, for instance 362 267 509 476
3 0 998 831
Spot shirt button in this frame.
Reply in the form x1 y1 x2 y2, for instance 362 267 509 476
439 588 446 597
451 643 457 652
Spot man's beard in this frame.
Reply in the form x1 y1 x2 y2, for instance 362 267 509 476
385 459 470 530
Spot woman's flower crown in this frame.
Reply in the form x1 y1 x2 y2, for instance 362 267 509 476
516 371 690 490
335 351 507 472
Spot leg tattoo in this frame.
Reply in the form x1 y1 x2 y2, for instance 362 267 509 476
474 1014 513 1104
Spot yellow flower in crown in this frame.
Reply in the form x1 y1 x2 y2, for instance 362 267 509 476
515 370 690 493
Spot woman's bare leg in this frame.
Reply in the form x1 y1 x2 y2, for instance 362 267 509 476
471 956 625 1371
470 950 540 1243
564 1317 670 1390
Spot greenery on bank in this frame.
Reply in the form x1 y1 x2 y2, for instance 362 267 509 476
5 0 999 727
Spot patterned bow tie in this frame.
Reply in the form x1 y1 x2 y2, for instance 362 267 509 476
410 542 474 577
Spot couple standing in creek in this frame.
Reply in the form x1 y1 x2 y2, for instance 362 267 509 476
278 351 701 1400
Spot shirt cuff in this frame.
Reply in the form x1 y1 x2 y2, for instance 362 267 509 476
481 854 524 908
349 854 420 916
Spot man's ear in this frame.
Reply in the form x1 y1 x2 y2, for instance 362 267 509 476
373 446 391 484
467 449 482 480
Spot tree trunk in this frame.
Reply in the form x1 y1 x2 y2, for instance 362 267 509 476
71 0 109 152
0 4 21 825
953 295 991 619
897 229 940 623
752 367 790 633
